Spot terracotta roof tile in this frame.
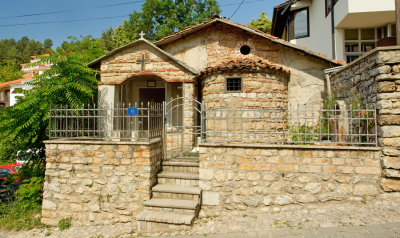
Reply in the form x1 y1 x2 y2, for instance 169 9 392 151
200 58 290 76
0 76 33 89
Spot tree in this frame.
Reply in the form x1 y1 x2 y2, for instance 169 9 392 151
0 51 99 163
112 26 131 48
43 39 53 49
100 27 115 51
112 0 220 46
249 12 272 34
0 64 23 83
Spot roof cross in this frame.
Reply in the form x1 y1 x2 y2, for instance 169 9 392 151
139 31 145 39
137 54 149 72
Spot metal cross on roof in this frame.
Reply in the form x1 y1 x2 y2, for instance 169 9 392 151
139 31 145 39
137 54 149 71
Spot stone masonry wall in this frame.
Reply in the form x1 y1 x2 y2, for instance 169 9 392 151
199 143 381 212
202 70 289 143
42 139 163 226
100 42 195 85
330 47 400 192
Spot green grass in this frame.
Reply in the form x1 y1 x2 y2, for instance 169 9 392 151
58 217 71 231
0 201 43 231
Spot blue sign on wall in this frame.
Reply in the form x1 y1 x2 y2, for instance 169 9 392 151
128 107 138 116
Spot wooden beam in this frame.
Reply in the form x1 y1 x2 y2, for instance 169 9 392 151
396 0 400 45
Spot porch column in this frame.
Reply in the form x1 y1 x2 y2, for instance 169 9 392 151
98 85 116 140
183 82 196 152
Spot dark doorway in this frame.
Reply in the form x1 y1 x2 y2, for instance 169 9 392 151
139 88 165 104
139 88 165 131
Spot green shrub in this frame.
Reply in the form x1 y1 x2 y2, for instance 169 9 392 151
58 217 71 231
15 177 43 209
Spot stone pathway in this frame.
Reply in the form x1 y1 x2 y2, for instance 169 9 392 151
1 193 399 238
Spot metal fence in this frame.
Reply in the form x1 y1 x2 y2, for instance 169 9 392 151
202 102 377 146
49 103 163 141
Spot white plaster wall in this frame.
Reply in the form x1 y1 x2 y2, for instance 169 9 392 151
348 0 394 13
9 83 33 106
291 0 333 58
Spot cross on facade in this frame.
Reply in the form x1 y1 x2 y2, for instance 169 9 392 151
137 54 149 71
139 31 145 39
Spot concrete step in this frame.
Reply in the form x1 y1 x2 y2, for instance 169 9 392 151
158 171 199 186
164 157 199 163
144 198 199 210
152 184 201 200
137 210 195 232
162 160 199 167
162 165 199 173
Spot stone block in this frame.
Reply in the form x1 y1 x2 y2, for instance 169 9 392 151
382 147 400 156
381 178 400 192
277 164 293 172
382 156 400 169
199 168 215 180
337 166 354 174
304 183 321 194
379 115 400 126
378 126 400 138
354 184 378 196
274 195 292 205
378 81 396 92
296 194 316 203
379 138 400 147
383 169 400 178
42 200 57 211
355 167 381 175
202 191 220 205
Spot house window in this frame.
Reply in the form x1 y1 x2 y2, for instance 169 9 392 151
344 28 378 63
325 0 338 16
5 90 10 100
287 8 309 40
226 77 242 92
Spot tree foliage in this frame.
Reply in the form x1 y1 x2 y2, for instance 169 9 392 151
249 12 272 34
0 37 54 83
107 0 221 48
0 49 100 163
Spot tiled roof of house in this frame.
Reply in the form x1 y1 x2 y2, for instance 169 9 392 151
200 58 290 76
154 17 345 66
0 75 33 89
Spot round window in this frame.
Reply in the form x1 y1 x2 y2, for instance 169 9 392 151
240 45 251 55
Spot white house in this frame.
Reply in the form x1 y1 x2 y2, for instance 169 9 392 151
0 55 51 107
271 0 397 63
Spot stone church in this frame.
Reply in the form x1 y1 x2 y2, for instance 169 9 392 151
89 15 341 112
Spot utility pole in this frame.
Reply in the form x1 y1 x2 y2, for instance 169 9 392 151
396 0 400 45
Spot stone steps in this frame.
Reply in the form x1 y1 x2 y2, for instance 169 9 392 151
152 184 201 200
158 171 199 186
137 210 195 232
137 155 201 232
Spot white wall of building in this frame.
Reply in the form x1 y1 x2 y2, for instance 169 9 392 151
9 82 33 106
290 0 334 58
348 0 394 13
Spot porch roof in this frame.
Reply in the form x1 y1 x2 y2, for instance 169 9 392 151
88 38 199 75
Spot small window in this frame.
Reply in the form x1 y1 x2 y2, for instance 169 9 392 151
226 77 242 92
240 45 251 55
288 8 309 40
325 0 338 16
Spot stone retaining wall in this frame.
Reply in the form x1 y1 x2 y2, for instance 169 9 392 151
330 47 400 191
199 143 381 212
41 139 163 226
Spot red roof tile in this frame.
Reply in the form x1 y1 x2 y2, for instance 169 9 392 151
0 76 33 89
200 58 290 76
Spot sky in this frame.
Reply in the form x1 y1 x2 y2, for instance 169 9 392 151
0 0 283 48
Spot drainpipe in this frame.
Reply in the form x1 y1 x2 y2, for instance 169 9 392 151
324 66 345 98
331 2 336 59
